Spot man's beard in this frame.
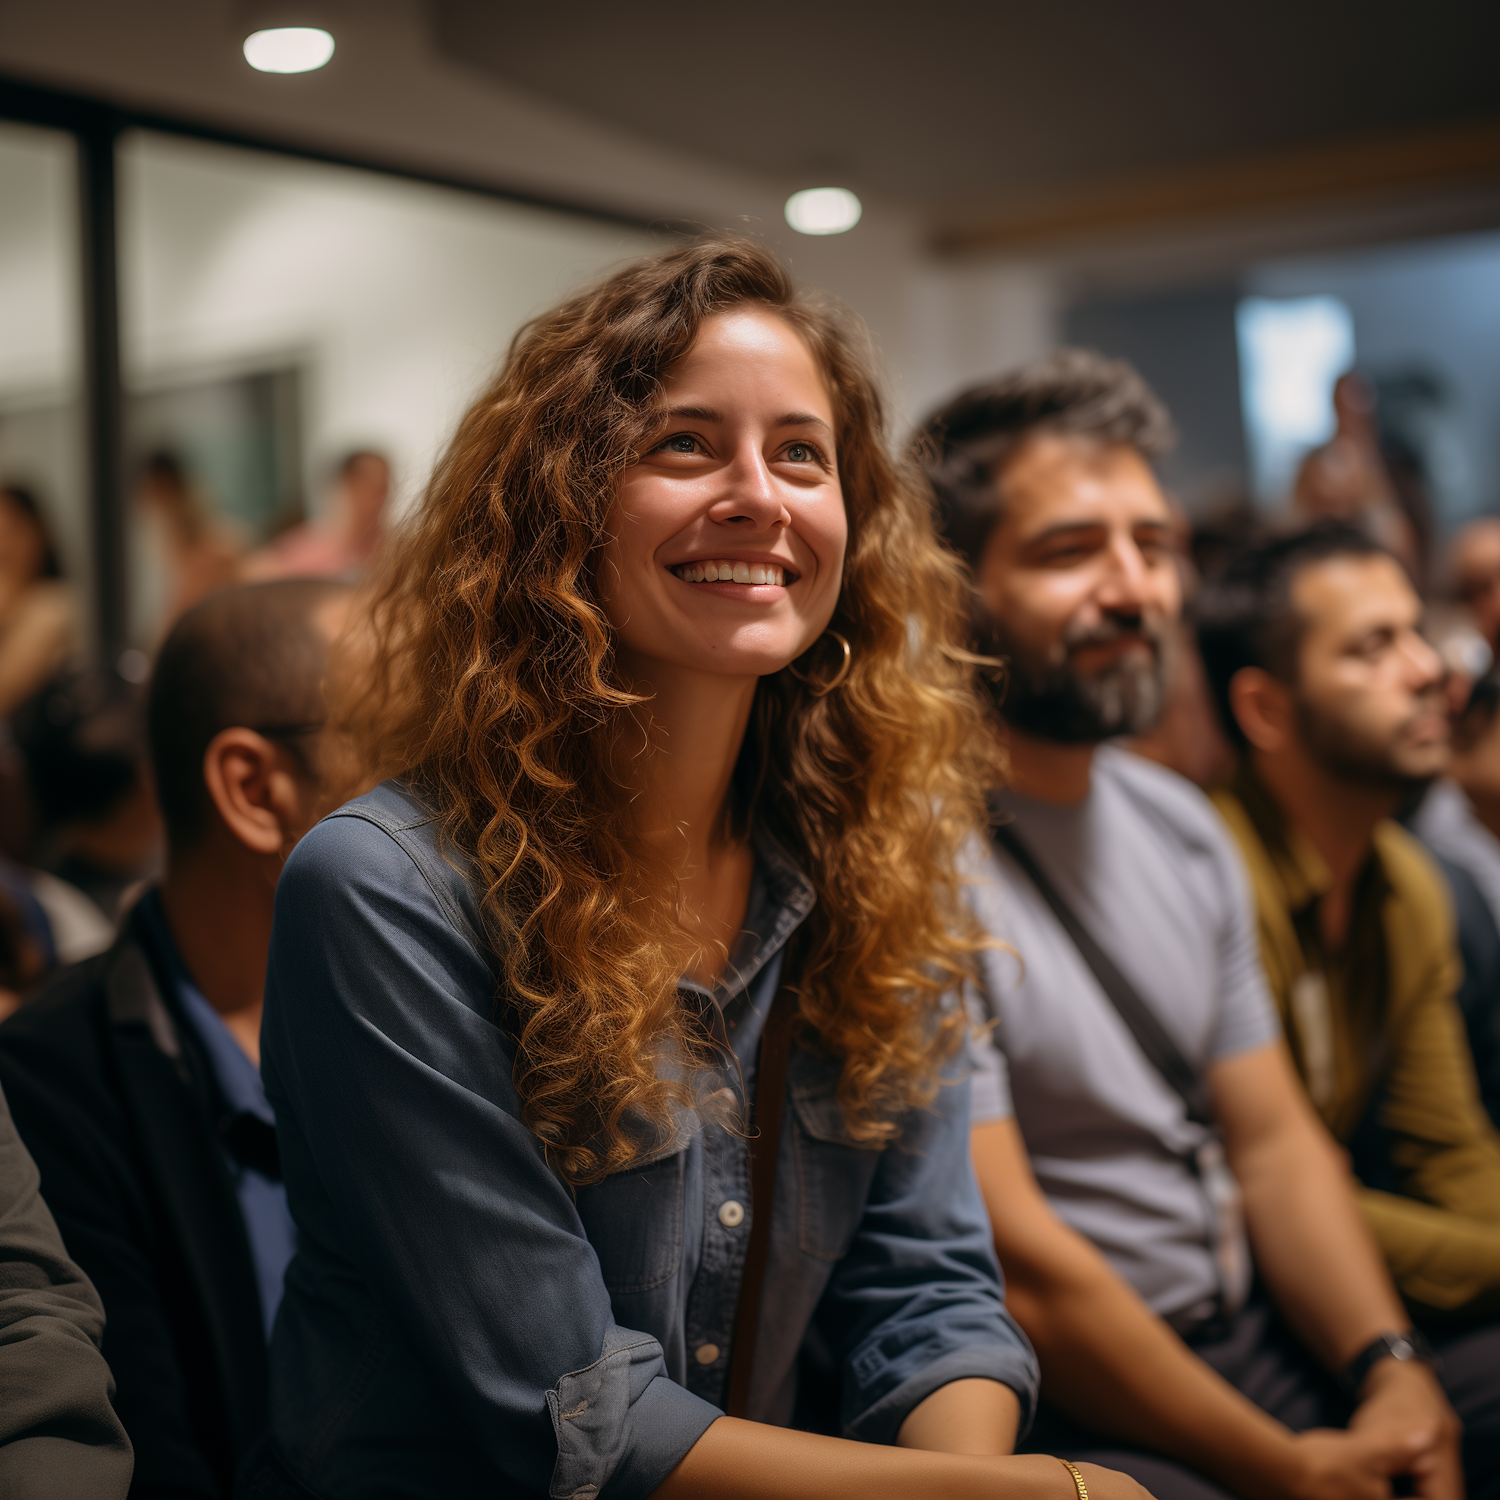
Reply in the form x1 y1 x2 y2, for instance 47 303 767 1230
986 611 1172 745
1294 693 1444 795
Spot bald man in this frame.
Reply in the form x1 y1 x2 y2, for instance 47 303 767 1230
0 581 350 1500
1451 518 1500 649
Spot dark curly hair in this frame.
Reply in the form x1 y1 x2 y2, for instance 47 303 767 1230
915 347 1176 569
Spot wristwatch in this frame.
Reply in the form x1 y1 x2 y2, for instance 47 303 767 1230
1338 1329 1437 1396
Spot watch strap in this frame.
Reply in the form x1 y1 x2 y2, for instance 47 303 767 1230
1339 1329 1437 1396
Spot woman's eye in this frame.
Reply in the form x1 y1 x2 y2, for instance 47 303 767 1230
657 433 700 455
784 443 818 464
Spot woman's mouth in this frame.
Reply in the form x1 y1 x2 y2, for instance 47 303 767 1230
670 560 791 586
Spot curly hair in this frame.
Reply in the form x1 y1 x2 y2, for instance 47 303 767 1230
337 237 1003 1184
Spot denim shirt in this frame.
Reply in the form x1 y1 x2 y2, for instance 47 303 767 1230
262 781 1036 1500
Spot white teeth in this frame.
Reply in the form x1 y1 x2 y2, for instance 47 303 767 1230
672 561 787 586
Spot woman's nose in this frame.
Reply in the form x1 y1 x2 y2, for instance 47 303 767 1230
709 446 789 529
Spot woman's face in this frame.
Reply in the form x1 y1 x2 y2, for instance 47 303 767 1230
602 308 847 684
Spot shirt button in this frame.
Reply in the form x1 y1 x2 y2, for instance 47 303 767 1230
695 1342 720 1365
717 1199 745 1228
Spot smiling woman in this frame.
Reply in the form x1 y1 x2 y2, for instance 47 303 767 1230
243 239 1153 1500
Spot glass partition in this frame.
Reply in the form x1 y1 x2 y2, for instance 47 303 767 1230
117 130 658 643
0 121 88 643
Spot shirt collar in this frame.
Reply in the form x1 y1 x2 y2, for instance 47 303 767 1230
136 889 274 1125
678 826 816 1008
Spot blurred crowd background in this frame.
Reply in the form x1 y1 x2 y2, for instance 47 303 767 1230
1 0 1498 1011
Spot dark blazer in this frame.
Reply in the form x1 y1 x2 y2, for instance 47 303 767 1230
0 910 267 1498
0 1077 133 1496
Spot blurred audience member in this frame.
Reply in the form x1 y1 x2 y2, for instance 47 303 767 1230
0 871 48 1021
0 579 349 1499
11 668 160 923
921 350 1478 1500
1450 517 1500 650
1126 501 1234 790
1422 602 1494 718
241 449 390 582
1126 622 1234 789
1198 525 1500 1336
1293 372 1421 581
0 482 77 719
135 451 242 634
0 1078 134 1496
1408 671 1500 1128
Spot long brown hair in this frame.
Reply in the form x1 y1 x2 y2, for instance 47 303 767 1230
340 238 1002 1183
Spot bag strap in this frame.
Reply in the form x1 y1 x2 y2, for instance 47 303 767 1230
724 949 802 1419
991 822 1214 1128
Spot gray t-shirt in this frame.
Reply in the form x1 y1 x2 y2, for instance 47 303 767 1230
967 745 1278 1323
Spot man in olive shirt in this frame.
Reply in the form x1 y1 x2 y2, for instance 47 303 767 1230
1198 523 1500 1328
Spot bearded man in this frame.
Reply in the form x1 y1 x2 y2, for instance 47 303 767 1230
920 351 1497 1500
1197 526 1500 1329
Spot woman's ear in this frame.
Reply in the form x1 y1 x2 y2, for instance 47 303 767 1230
200 728 303 858
1228 666 1295 754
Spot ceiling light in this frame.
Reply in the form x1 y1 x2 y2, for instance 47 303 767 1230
243 27 335 73
784 187 862 236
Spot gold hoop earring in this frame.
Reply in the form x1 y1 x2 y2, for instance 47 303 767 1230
788 630 852 697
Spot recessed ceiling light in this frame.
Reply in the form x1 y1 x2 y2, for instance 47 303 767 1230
243 27 335 74
784 187 862 236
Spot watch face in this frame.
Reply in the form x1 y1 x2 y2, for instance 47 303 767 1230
1391 1337 1416 1360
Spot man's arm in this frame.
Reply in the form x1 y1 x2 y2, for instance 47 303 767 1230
0 1045 223 1499
1358 944 1500 1313
1211 1042 1462 1499
973 1115 1440 1500
0 1082 133 1499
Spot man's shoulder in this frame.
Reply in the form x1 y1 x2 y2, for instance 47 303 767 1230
1095 745 1242 860
0 947 113 1079
1374 819 1456 935
0 942 139 1170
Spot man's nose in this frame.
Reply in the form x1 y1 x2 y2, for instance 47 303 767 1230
1096 534 1155 611
708 444 789 530
1403 630 1446 690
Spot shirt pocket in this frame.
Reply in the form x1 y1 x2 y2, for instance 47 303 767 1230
574 1149 686 1295
789 1076 882 1262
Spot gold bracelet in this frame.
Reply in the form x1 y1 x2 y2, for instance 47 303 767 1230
1058 1458 1089 1499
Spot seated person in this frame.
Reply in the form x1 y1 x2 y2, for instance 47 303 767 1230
1406 671 1500 1127
1451 517 1500 652
237 243 1147 1500
0 1077 132 1497
0 579 349 1499
918 349 1491 1499
0 481 77 719
11 666 161 924
1196 526 1500 1331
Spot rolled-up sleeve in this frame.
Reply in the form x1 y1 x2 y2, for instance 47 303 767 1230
813 1071 1038 1444
264 813 719 1499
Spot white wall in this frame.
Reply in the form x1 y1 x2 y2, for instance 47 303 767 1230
119 130 660 514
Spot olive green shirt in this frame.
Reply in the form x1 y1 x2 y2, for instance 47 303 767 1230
1214 765 1500 1315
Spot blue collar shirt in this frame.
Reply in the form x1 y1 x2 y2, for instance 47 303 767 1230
138 889 297 1340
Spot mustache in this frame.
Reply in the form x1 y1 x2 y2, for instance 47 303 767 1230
1051 612 1170 665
